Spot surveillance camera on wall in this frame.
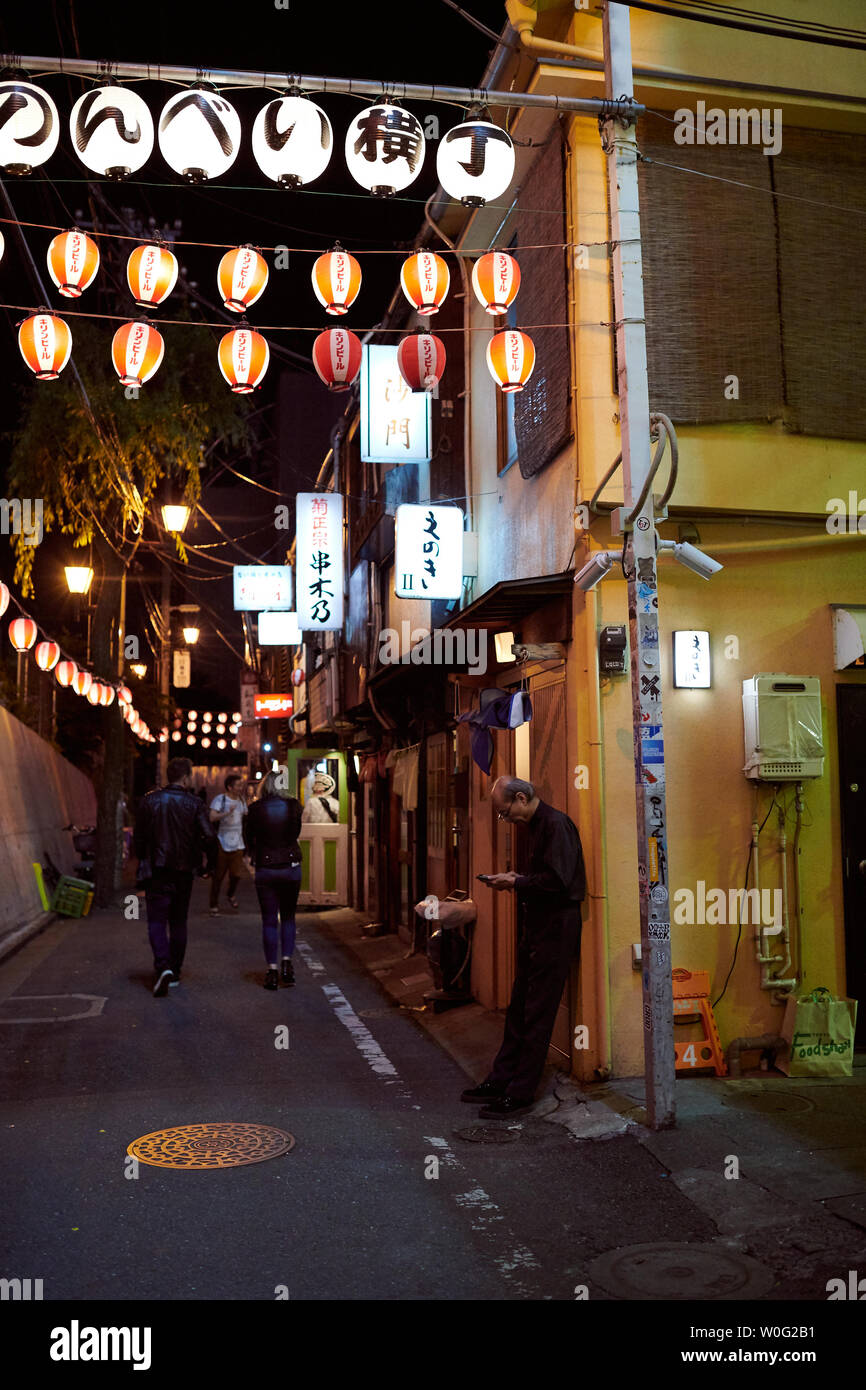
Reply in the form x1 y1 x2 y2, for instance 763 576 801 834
673 541 723 580
574 551 616 591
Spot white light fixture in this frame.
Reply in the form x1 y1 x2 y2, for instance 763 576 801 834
494 631 517 663
344 103 425 197
252 94 333 187
233 711 241 721
188 710 198 719
231 739 239 749
162 502 191 534
65 565 94 594
255 770 262 779
186 734 195 745
0 80 60 174
182 625 200 645
69 86 154 178
131 663 147 679
158 88 241 182
217 712 227 722
394 504 464 600
436 118 515 207
257 609 302 645
673 630 711 688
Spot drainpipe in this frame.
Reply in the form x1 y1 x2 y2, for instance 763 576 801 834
505 0 600 61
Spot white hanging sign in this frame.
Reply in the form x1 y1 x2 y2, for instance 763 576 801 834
360 345 431 463
172 650 190 688
257 610 302 646
673 630 711 688
296 493 344 630
233 565 293 611
395 504 464 599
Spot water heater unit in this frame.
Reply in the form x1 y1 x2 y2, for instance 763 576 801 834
742 674 824 781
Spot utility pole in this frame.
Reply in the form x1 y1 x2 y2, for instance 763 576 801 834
602 2 676 1130
158 565 171 785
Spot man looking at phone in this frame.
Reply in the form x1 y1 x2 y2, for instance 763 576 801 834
466 776 585 1117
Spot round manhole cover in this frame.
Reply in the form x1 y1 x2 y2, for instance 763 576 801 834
722 1091 814 1115
454 1125 521 1144
589 1243 775 1300
128 1123 296 1169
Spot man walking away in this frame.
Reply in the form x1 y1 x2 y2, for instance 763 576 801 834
466 776 586 1116
133 757 217 997
209 773 246 914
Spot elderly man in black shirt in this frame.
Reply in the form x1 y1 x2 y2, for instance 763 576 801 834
465 776 586 1117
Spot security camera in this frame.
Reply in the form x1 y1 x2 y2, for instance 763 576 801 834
672 541 723 580
574 551 616 591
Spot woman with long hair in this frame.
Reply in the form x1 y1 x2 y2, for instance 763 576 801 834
243 771 303 990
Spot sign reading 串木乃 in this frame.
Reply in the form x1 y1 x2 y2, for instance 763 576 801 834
232 565 293 612
254 693 293 719
360 344 431 463
395 504 464 599
296 493 344 631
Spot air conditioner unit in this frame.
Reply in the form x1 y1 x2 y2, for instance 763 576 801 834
742 675 824 781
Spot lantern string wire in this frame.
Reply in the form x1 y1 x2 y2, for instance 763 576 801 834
0 303 584 333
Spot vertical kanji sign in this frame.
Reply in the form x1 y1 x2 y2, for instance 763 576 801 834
394 504 464 599
296 492 344 630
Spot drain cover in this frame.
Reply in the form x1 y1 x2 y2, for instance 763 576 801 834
454 1125 521 1144
722 1090 814 1114
588 1243 775 1300
128 1123 295 1170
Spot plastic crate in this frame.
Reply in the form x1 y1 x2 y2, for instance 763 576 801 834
52 876 94 918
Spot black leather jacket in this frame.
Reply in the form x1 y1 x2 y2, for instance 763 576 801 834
133 784 217 874
244 795 302 868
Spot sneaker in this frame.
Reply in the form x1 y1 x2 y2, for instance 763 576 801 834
264 968 279 991
281 958 295 986
460 1080 506 1104
209 907 220 916
168 973 181 987
153 969 173 998
227 897 239 911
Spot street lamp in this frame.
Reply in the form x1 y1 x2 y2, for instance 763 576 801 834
182 625 200 645
161 502 191 534
65 565 93 594
130 663 147 679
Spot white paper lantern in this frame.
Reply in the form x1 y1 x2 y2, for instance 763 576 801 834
252 95 333 188
69 86 154 178
436 119 515 207
344 103 425 197
0 80 60 174
158 89 241 182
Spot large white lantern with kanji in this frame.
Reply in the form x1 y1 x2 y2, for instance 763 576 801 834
158 89 241 182
252 94 333 188
344 103 425 197
69 86 154 178
437 119 515 207
0 80 60 174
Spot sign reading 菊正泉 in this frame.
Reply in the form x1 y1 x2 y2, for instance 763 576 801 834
296 493 344 631
360 345 431 464
232 565 293 612
395 504 464 600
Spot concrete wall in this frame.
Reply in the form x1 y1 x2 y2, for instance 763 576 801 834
0 706 97 940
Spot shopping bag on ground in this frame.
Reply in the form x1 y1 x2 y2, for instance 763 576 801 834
779 986 858 1077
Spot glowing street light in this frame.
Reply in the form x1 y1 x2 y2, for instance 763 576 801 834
65 565 93 594
182 625 200 645
161 502 191 533
130 663 147 679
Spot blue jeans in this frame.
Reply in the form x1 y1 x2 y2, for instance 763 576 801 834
144 870 194 974
255 865 302 965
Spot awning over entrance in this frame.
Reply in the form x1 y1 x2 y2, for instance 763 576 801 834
443 571 574 630
832 605 866 670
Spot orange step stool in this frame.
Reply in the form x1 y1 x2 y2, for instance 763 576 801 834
672 968 727 1077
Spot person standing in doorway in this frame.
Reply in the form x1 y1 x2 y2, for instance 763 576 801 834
209 773 247 915
244 771 303 990
301 771 340 823
133 757 217 997
466 776 586 1116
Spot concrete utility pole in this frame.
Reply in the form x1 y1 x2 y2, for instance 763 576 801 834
158 565 171 786
602 2 676 1129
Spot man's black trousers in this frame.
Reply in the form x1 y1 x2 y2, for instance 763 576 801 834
487 903 582 1103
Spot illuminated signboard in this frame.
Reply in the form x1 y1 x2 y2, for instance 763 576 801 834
673 630 711 688
254 693 293 718
257 610 302 646
233 565 293 612
395 504 464 599
296 492 343 630
360 344 431 463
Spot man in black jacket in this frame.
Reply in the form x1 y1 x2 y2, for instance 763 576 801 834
465 776 586 1117
133 757 217 997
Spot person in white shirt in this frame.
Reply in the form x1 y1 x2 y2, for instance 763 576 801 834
209 773 247 914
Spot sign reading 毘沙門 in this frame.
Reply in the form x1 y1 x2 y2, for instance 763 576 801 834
361 344 431 463
395 504 464 600
233 565 293 612
296 493 343 631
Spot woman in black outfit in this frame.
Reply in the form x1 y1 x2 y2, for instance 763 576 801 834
243 771 303 990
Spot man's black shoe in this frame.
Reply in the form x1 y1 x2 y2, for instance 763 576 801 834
461 1081 505 1104
281 958 295 985
153 969 173 998
264 968 279 990
168 972 181 987
478 1095 533 1118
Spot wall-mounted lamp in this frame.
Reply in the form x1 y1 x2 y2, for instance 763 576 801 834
494 630 517 663
673 630 711 688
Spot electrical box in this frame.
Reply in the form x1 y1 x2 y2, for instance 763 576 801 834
742 674 824 781
599 624 627 675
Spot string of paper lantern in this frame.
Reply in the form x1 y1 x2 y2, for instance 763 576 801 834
0 79 515 206
0 578 155 742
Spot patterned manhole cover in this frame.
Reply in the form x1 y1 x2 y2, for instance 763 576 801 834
128 1123 295 1169
454 1125 521 1144
721 1090 815 1114
588 1243 775 1300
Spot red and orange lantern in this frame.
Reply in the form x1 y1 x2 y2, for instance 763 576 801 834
35 640 61 672
18 312 72 380
127 244 178 307
472 251 521 316
100 684 116 707
217 246 269 314
486 329 535 394
87 683 103 706
46 230 100 298
9 616 37 651
311 247 361 316
55 659 77 688
118 684 132 706
396 333 446 393
218 327 269 394
400 252 449 316
111 320 164 387
312 328 362 392
73 669 93 698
